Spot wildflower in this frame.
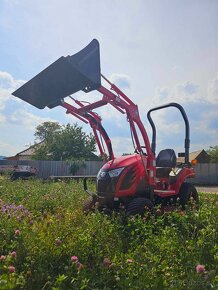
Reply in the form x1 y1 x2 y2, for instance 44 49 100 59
76 261 84 271
55 239 62 246
26 270 32 277
29 220 34 225
196 264 205 273
103 257 114 268
11 251 17 258
0 255 6 261
127 259 133 263
8 265 15 273
15 229 21 235
71 256 78 262
1 206 6 213
103 257 111 268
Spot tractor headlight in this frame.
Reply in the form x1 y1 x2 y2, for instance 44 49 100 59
108 167 125 178
97 169 107 179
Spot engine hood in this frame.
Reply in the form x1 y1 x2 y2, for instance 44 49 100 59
101 154 144 171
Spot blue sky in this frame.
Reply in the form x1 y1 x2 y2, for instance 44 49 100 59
0 0 218 157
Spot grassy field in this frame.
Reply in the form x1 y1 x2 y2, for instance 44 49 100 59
0 176 217 290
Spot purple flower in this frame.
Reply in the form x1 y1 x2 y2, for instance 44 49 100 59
11 251 17 258
196 264 205 273
76 261 84 271
8 265 15 273
55 239 62 246
1 206 6 213
15 229 21 235
71 256 78 262
0 255 6 261
103 257 114 268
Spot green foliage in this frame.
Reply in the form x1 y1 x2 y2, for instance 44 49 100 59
34 121 61 142
207 145 218 163
0 177 217 289
32 122 98 161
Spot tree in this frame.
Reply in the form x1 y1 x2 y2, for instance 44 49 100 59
32 122 99 161
207 145 218 163
34 121 61 141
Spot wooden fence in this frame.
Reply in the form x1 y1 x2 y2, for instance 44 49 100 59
0 160 217 184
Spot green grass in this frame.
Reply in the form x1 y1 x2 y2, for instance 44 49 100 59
0 176 217 289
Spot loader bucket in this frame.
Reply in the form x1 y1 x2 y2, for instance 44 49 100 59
12 39 101 109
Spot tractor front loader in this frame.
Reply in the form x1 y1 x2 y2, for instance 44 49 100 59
13 39 198 215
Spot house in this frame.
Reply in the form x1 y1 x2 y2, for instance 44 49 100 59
7 142 43 161
177 149 210 164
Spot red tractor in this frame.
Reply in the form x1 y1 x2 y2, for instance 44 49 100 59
13 39 198 215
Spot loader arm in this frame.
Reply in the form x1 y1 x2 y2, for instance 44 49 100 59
61 99 114 161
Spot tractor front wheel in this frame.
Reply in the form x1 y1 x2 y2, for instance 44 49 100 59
126 197 155 216
179 182 199 209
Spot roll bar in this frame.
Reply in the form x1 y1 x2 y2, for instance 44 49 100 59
147 102 190 164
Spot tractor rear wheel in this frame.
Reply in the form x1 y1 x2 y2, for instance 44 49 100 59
179 182 199 209
126 197 155 216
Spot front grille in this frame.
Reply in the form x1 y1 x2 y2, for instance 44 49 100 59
97 178 112 194
96 176 118 208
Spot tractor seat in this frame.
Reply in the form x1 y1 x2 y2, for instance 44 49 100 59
156 149 176 178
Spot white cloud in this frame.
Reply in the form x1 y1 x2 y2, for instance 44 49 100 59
176 81 199 95
207 72 218 104
110 136 134 156
109 74 131 90
153 77 217 106
0 87 9 111
153 73 218 107
0 71 25 111
0 71 25 90
0 113 6 123
0 141 19 156
194 108 218 140
8 109 56 129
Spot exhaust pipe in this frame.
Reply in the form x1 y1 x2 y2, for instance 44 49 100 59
12 39 101 109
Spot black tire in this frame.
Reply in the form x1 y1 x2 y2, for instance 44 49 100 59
179 182 199 209
126 197 155 216
83 197 97 213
